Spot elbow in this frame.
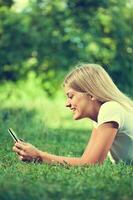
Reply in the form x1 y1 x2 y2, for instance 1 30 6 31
81 156 105 166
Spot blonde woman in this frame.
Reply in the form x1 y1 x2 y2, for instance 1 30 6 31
13 64 133 165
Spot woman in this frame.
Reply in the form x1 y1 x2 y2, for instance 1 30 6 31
13 63 133 165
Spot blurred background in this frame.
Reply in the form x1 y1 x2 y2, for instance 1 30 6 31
0 0 133 130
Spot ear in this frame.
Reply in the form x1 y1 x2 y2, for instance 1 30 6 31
90 96 97 101
87 94 97 101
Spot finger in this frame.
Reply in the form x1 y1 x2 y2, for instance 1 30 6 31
13 146 21 154
15 141 25 149
18 155 31 162
13 146 25 156
13 146 20 153
18 155 24 160
13 144 22 151
18 155 28 162
18 140 27 145
19 138 25 142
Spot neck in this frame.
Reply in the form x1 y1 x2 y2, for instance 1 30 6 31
89 101 104 122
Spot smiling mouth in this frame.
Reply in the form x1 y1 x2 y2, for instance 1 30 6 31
71 108 76 112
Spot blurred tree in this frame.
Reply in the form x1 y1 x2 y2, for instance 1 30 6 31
0 0 133 96
0 0 13 7
0 7 34 81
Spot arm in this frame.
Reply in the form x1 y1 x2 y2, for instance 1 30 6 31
38 122 118 165
12 128 98 165
81 121 118 164
38 128 98 165
13 122 118 166
38 151 82 166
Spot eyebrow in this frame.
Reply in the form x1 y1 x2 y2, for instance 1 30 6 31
66 92 69 97
66 92 73 97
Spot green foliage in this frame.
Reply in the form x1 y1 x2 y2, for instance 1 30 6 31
0 0 133 96
0 0 13 7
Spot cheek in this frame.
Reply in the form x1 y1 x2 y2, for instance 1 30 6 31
77 97 89 110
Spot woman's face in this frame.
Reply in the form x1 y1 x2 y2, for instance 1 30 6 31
65 86 98 120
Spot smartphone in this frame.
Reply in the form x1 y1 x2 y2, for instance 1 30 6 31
8 128 19 142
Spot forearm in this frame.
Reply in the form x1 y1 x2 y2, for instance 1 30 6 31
38 150 83 166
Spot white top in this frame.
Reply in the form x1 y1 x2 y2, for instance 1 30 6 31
93 101 133 164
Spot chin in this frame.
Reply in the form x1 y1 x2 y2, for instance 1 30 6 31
73 114 83 120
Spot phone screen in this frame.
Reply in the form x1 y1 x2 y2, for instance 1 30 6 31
8 128 19 142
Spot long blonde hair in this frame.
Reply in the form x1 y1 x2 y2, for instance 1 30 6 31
63 63 133 111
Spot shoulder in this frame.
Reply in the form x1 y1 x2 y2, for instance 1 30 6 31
97 101 124 129
100 101 123 112
99 101 124 118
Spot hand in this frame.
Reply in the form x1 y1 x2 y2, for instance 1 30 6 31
12 140 42 162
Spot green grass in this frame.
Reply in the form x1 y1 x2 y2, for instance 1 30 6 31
0 81 133 200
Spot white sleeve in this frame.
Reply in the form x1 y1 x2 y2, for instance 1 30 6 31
97 101 124 129
92 121 98 129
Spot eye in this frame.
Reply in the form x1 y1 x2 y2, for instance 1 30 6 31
69 94 73 99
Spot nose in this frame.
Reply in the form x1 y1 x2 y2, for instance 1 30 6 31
65 99 71 107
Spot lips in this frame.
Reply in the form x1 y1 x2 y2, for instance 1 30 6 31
71 108 76 112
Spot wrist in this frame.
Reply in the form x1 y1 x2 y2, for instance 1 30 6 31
33 150 43 163
37 150 48 162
